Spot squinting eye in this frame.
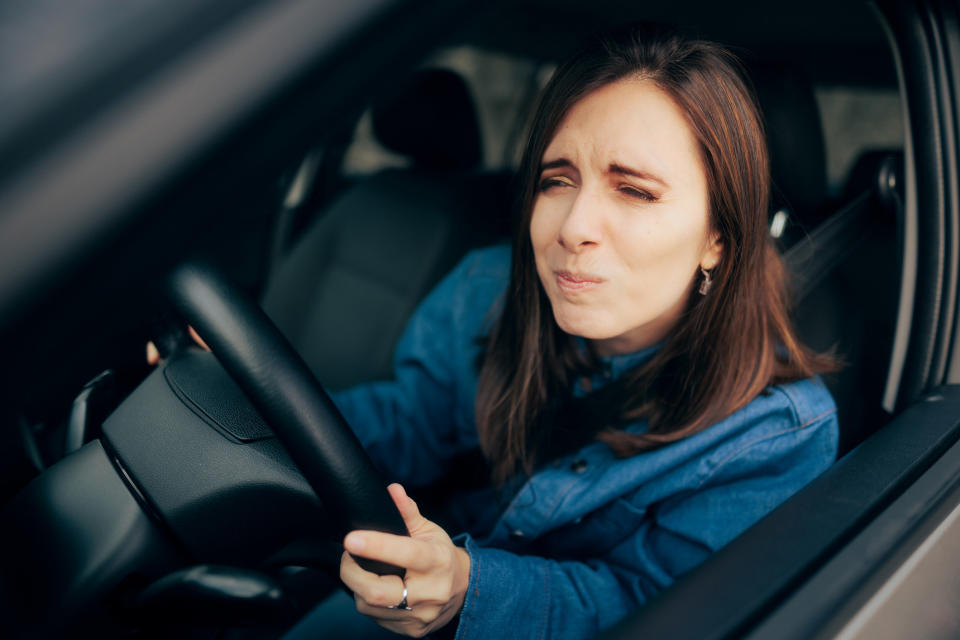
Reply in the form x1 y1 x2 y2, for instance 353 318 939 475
619 185 656 201
538 178 571 192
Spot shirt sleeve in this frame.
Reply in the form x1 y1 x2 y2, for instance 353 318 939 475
329 249 504 487
452 409 838 640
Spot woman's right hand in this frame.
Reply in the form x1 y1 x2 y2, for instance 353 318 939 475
340 483 470 637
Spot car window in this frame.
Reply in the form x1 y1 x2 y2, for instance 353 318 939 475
342 45 543 175
815 85 904 196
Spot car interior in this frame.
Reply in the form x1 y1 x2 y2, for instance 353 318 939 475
4 0 959 638
258 18 904 455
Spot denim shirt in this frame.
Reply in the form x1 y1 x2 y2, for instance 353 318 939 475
331 245 838 640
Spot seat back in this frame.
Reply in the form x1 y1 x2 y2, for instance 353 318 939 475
262 69 513 389
751 63 831 239
751 64 903 454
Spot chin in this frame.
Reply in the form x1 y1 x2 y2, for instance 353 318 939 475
551 308 617 341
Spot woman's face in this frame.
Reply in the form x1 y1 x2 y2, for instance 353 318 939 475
531 78 722 356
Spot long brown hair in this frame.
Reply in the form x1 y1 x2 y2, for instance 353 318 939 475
475 24 836 486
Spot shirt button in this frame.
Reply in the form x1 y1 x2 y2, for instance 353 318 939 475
510 529 526 540
570 459 588 473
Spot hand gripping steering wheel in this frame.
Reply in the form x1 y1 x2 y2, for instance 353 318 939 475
168 262 407 577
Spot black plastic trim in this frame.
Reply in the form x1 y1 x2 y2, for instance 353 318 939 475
878 1 919 413
102 358 329 565
0 441 186 639
880 0 949 407
940 0 960 383
746 393 960 638
922 0 960 388
101 438 197 565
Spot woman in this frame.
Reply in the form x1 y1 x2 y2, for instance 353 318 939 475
290 23 838 639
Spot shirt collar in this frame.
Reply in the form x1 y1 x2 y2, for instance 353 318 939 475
574 337 662 381
600 342 661 379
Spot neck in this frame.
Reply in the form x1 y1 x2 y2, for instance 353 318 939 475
591 317 677 357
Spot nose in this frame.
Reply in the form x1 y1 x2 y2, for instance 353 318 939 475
557 187 603 252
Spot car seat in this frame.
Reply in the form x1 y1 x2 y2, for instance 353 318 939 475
261 68 514 390
751 64 831 246
751 63 902 455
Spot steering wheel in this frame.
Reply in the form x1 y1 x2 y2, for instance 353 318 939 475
167 262 407 577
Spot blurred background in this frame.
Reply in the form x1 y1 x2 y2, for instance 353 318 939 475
344 45 903 198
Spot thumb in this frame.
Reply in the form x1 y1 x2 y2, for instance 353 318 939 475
387 483 429 534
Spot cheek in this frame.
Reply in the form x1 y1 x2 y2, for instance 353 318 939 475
615 213 709 287
529 202 556 256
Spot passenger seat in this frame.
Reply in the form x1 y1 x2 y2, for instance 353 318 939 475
751 64 901 455
751 63 830 247
261 69 514 390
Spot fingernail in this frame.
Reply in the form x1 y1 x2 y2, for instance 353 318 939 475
345 533 365 552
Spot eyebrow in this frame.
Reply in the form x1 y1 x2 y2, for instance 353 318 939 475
608 162 668 187
539 157 668 188
539 158 573 172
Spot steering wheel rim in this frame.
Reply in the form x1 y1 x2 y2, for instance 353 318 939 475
167 261 407 576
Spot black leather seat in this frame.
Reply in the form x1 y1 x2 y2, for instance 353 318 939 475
751 63 831 246
752 63 901 454
261 69 513 390
760 68 901 454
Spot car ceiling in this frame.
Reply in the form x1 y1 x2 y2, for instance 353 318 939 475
463 0 895 85
0 0 892 190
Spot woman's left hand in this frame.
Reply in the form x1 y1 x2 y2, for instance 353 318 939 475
340 483 471 637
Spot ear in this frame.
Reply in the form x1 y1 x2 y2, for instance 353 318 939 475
700 232 723 271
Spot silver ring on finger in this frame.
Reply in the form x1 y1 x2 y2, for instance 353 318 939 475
386 583 413 611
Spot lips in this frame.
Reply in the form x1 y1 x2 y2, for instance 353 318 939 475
555 270 605 293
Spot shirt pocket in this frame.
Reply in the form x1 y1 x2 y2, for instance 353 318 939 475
537 498 649 558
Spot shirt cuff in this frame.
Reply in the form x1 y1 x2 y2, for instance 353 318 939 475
452 532 480 640
449 533 551 640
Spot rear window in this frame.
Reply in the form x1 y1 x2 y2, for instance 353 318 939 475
343 46 543 176
815 86 904 196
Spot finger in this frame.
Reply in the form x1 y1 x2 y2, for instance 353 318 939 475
344 529 434 573
357 598 439 636
187 325 211 351
387 483 429 533
146 341 160 366
354 595 420 622
340 551 406 609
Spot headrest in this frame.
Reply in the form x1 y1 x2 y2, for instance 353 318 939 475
371 68 483 170
750 65 828 227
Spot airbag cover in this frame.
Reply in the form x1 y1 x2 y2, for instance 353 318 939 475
165 348 272 442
